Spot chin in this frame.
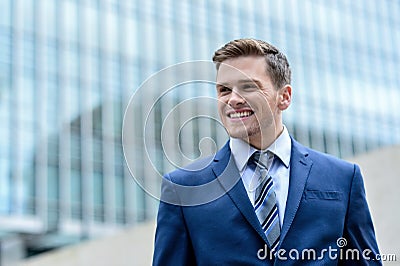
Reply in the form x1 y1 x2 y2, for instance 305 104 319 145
228 128 260 141
227 130 247 139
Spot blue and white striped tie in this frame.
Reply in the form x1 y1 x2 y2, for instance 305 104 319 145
252 151 281 252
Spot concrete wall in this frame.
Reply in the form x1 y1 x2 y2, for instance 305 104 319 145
348 145 400 258
19 146 400 266
19 222 155 266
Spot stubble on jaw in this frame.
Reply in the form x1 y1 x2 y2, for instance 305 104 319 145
227 118 273 143
229 123 260 140
225 110 280 149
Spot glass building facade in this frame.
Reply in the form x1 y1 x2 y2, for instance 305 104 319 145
0 0 399 259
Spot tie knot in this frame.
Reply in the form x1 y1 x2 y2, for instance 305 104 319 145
252 151 274 170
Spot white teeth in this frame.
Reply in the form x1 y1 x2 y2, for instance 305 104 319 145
229 111 252 118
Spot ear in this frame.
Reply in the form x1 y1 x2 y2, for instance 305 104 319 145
278 85 292 111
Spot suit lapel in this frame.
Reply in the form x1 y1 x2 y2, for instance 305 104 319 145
279 139 313 244
212 139 314 247
212 142 270 245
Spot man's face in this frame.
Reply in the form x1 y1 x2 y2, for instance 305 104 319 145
216 56 281 147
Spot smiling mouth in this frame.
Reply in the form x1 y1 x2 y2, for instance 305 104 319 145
228 111 254 119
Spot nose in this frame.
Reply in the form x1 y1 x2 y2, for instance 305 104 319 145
228 90 245 107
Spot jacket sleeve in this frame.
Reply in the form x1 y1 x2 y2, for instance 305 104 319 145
340 164 382 265
153 174 196 266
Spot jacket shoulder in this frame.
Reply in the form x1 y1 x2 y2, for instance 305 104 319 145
165 141 231 186
292 139 356 174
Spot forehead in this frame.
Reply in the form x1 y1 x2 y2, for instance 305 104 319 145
216 56 269 84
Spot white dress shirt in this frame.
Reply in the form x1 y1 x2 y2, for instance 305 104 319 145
229 126 291 226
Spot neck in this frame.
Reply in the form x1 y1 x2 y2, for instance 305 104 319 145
249 124 284 150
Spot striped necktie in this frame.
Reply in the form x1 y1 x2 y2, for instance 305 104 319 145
252 151 281 252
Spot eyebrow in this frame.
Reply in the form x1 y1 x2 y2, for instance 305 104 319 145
238 79 262 86
217 79 262 86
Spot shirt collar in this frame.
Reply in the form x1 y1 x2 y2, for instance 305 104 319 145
230 126 291 172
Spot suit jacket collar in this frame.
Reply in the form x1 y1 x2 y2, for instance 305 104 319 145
213 138 313 248
280 138 313 245
213 141 271 246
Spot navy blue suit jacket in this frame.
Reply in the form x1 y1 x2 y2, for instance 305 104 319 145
153 139 381 265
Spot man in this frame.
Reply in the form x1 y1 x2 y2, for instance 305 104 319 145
153 39 381 265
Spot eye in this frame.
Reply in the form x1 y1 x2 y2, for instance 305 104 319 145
241 83 258 90
217 85 231 95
